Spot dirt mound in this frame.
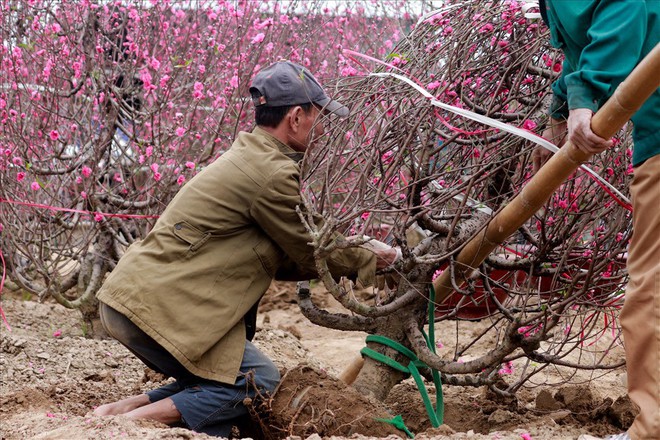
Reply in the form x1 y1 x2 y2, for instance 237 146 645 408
1 411 214 440
257 364 402 438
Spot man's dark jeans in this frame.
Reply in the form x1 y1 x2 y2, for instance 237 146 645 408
99 302 280 437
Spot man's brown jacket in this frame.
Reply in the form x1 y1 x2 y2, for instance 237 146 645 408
97 127 376 383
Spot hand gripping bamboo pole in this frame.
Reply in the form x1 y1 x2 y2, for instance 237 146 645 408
432 43 660 305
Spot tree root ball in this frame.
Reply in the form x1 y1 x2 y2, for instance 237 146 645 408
249 364 404 439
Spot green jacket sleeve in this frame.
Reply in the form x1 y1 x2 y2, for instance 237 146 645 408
561 1 648 112
250 162 377 286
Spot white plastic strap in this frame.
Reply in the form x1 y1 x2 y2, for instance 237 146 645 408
521 2 542 19
369 72 631 206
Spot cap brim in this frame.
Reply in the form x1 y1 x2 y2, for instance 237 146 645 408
316 97 350 118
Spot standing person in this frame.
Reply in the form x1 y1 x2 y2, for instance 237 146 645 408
535 2 660 439
92 61 398 437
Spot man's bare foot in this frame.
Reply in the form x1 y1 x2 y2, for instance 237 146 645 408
93 394 150 416
125 397 182 425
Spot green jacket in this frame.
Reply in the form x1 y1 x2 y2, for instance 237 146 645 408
542 0 660 166
97 127 376 383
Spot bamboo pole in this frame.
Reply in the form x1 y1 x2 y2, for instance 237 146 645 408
432 43 660 304
339 356 365 385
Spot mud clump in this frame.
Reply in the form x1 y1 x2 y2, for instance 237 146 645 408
535 389 563 412
555 385 597 413
555 385 613 424
607 395 638 430
254 364 403 439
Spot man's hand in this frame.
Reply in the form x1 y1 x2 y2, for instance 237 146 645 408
348 236 401 289
533 117 567 173
374 247 398 269
346 235 401 269
567 108 613 155
365 241 400 292
355 237 399 269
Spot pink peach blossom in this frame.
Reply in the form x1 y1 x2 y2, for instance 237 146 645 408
522 119 537 130
251 33 265 44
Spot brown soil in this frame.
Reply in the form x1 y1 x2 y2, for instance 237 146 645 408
255 365 401 438
0 281 635 439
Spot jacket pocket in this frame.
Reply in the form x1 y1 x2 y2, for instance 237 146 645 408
253 239 283 278
172 221 210 256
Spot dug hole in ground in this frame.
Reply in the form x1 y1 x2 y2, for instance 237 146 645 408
0 281 637 439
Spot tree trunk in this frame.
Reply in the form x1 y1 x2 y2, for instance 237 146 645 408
351 297 428 401
352 355 407 401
